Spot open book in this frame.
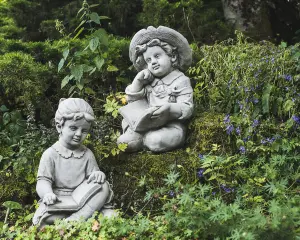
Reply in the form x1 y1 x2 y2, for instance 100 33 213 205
47 180 102 212
119 99 169 132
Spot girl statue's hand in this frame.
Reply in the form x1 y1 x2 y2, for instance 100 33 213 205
42 192 58 205
87 171 106 184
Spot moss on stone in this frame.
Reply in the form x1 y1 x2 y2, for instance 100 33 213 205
97 112 228 213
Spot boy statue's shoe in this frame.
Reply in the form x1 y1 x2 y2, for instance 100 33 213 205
117 128 143 152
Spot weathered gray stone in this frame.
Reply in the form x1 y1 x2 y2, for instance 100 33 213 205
33 98 116 227
117 26 194 153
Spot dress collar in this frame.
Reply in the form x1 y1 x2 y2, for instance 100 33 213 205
151 70 183 87
52 141 87 159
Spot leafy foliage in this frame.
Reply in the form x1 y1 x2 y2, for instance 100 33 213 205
189 32 300 155
0 2 299 239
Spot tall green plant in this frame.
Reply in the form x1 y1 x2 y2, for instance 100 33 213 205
57 0 115 97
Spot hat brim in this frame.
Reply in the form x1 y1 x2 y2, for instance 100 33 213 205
129 26 192 71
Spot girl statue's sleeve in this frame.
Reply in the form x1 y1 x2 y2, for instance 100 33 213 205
85 149 100 177
37 148 55 184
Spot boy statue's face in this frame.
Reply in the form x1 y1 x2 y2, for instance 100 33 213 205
58 118 91 149
143 46 175 78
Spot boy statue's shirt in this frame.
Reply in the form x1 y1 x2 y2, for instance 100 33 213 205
125 69 194 121
37 141 100 190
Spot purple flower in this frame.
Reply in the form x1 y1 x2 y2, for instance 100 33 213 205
224 114 230 124
236 127 241 135
239 146 246 154
212 191 216 196
249 63 253 67
285 75 292 81
197 168 205 178
292 115 300 124
221 184 234 193
261 137 275 145
169 190 175 198
226 125 234 135
243 136 250 142
198 154 204 160
252 119 259 127
252 98 259 104
237 101 243 110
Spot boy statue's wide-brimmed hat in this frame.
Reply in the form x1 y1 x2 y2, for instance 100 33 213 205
129 26 192 71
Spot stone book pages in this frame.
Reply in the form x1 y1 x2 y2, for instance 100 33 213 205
119 99 169 132
47 181 102 212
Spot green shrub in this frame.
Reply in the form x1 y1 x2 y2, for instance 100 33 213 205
0 52 48 108
189 32 300 155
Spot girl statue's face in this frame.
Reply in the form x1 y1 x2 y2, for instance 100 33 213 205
143 46 175 78
59 118 91 149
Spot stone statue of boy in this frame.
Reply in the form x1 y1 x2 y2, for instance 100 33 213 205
33 98 114 227
117 26 193 152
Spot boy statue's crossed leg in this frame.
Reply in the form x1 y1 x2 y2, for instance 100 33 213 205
118 121 186 152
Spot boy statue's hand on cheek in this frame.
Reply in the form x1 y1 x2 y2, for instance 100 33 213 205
87 171 106 184
131 69 154 92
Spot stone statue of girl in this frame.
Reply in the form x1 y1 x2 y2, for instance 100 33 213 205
33 98 115 227
117 26 193 152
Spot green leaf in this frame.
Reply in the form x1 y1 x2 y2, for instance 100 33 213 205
90 4 100 8
74 20 86 33
94 29 109 46
89 12 100 24
3 112 10 125
89 67 97 75
24 213 34 222
118 143 127 151
283 99 295 112
3 201 22 210
71 65 84 82
58 58 65 72
68 85 76 96
61 75 70 89
280 42 287 48
99 16 110 20
77 7 85 16
82 64 94 72
72 27 84 40
89 37 99 52
262 84 273 114
63 48 69 60
85 87 95 95
94 56 105 70
107 65 119 72
112 109 119 118
76 82 84 91
94 29 107 38
0 105 9 112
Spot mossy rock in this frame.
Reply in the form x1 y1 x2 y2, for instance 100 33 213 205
101 149 198 215
99 112 229 214
187 112 230 153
